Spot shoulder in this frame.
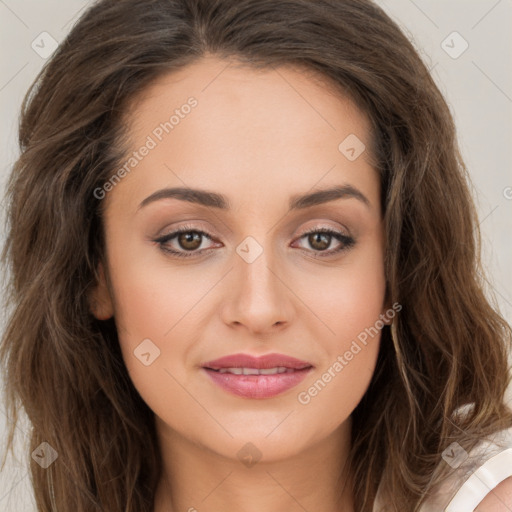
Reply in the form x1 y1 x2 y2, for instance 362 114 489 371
442 420 512 512
475 476 512 511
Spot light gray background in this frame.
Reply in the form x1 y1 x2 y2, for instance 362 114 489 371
1 1 511 509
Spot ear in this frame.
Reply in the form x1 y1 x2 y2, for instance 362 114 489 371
89 261 114 320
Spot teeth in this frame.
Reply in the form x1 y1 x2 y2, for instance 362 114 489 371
219 367 243 375
217 367 293 375
259 367 284 375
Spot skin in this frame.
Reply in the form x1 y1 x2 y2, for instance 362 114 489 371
475 477 512 511
90 55 391 512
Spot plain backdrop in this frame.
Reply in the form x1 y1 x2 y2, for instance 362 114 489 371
0 1 511 509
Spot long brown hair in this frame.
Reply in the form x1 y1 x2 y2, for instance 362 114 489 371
2 0 511 510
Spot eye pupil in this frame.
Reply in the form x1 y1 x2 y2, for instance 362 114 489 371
179 232 201 250
309 233 330 251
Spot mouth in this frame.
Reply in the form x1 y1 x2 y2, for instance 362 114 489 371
207 366 308 375
201 353 314 399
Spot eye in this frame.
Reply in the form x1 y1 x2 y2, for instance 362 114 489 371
154 224 218 259
154 225 355 259
292 227 355 257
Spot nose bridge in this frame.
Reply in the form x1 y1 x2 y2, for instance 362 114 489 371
223 233 292 332
235 233 282 302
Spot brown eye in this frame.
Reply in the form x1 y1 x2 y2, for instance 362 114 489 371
307 232 331 251
177 231 202 251
293 227 356 257
155 226 217 259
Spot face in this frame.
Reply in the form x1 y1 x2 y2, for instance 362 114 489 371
91 55 390 463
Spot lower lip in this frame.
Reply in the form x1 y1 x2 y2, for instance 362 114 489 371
202 367 312 399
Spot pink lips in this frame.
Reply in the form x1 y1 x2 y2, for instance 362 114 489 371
202 353 313 399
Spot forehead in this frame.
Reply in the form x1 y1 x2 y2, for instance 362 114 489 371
125 55 372 144
105 55 379 214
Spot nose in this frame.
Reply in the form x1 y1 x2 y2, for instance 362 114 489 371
219 241 293 337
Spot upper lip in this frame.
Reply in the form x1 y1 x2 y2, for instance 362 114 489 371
202 353 313 370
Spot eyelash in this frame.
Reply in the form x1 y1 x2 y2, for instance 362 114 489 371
154 223 355 259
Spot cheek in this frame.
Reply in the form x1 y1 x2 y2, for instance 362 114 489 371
292 244 386 422
296 237 387 343
294 314 384 439
105 225 200 345
102 236 191 393
109 266 204 432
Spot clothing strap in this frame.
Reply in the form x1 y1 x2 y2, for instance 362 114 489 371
445 448 512 511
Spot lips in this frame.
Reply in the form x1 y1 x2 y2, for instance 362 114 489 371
203 353 313 370
202 353 313 399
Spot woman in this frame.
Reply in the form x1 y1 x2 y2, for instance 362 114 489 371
1 0 511 510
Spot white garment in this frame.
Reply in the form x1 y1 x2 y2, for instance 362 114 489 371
373 405 512 511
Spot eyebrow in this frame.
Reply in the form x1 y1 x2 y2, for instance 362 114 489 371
137 184 371 211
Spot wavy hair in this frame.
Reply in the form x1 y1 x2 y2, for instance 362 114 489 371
1 0 511 510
